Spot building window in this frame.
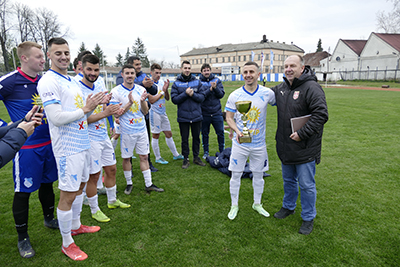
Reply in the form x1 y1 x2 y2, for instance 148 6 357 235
196 59 198 64
233 56 235 62
258 54 261 60
222 57 225 63
238 56 241 61
216 57 218 63
244 55 247 61
228 57 230 62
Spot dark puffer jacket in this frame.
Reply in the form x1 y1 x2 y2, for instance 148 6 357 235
199 73 225 116
171 74 206 123
271 66 328 165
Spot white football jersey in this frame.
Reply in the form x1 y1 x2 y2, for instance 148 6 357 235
37 70 90 157
225 85 276 147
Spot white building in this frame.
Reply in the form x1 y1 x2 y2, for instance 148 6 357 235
319 33 400 81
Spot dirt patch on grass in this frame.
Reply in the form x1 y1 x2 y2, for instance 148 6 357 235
324 85 400 92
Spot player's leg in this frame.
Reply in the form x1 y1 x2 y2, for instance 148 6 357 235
162 115 182 159
57 150 100 261
137 132 164 192
121 134 135 195
227 142 249 220
40 144 59 228
249 146 270 217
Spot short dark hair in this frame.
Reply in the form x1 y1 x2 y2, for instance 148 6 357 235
77 50 92 61
244 61 259 69
73 58 79 69
122 64 135 73
150 63 162 72
48 37 68 49
181 60 190 68
201 63 212 72
127 56 140 65
82 54 100 67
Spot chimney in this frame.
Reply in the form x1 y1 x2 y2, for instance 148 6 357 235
262 35 267 43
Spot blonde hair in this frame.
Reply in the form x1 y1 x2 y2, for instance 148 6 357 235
17 41 42 59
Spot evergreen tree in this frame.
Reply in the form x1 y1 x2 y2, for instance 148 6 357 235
115 53 123 67
124 47 130 65
92 43 107 66
78 42 88 54
316 39 323 52
132 37 149 67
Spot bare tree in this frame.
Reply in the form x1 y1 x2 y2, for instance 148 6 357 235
376 0 400 33
0 0 13 71
33 7 70 69
14 3 35 42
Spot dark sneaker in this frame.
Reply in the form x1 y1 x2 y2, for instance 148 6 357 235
124 184 133 195
145 184 164 192
18 238 35 258
299 219 314 235
150 163 158 172
182 158 190 169
273 207 295 219
193 157 206 166
44 218 59 229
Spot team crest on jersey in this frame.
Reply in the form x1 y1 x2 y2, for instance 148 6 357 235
74 94 84 108
248 106 261 123
93 105 102 115
31 93 43 106
293 91 300 100
24 178 33 188
129 100 139 113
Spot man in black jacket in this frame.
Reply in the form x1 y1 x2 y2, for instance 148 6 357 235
171 61 206 169
199 63 225 159
271 55 328 235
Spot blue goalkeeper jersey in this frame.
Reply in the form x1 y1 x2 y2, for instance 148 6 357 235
0 68 50 147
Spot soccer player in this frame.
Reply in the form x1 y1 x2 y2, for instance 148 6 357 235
225 61 276 220
77 54 131 223
38 37 106 261
148 63 183 164
0 41 59 259
110 64 164 194
116 56 157 172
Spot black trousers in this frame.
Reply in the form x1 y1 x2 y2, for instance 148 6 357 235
179 121 202 159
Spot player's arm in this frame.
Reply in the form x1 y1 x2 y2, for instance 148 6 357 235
140 91 149 115
226 110 242 143
148 91 162 104
116 91 134 117
87 103 122 124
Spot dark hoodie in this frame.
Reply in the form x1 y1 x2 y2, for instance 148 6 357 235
271 66 328 165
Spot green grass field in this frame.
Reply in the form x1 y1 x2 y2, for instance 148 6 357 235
0 81 399 266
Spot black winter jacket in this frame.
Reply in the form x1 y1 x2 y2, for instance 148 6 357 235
199 73 225 117
0 119 27 169
171 74 206 123
271 66 328 165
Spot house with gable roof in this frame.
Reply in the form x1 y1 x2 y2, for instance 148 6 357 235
319 32 400 81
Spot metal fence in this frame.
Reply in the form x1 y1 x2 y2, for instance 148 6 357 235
318 69 400 82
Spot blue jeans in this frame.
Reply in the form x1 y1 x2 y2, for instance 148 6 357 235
201 114 225 154
281 161 316 221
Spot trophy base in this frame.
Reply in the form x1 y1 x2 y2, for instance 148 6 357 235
239 135 252 144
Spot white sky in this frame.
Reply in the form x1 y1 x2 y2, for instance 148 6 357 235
14 0 394 65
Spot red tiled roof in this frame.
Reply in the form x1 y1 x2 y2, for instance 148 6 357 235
373 32 400 53
341 40 367 56
304 51 331 67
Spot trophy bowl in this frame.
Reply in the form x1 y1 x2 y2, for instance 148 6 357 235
235 100 252 143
